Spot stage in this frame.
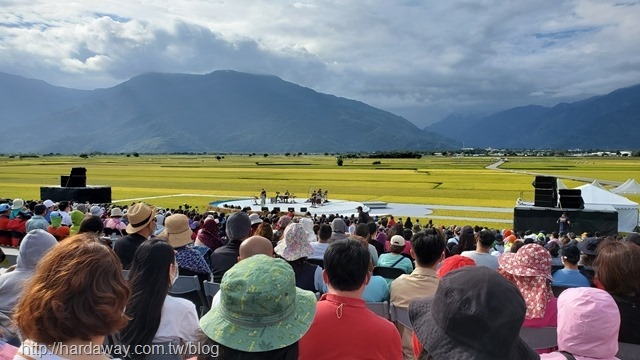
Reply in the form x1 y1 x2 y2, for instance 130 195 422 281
513 204 618 235
209 198 434 218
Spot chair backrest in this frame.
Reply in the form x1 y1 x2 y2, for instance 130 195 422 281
519 327 558 350
389 304 412 331
366 301 390 320
307 258 324 268
202 281 221 306
373 266 405 279
617 342 640 360
168 275 209 315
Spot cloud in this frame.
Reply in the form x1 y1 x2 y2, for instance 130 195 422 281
1 0 639 126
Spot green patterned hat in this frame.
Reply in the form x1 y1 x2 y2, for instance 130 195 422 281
200 254 317 352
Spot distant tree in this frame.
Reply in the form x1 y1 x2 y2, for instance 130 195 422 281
372 161 381 165
298 152 303 156
633 150 640 157
126 154 131 158
337 157 344 166
285 153 291 156
133 152 139 157
324 152 329 156
216 156 222 161
264 154 269 158
79 154 89 159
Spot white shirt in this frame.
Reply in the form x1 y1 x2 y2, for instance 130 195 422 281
461 250 499 270
154 295 201 344
59 210 72 226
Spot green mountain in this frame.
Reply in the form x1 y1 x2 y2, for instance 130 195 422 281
0 71 456 153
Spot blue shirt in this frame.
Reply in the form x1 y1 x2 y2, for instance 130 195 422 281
552 268 590 288
362 275 390 302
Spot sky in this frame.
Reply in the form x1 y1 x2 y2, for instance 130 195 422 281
1 0 640 127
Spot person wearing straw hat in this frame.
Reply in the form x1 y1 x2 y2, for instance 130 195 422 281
299 239 402 360
114 202 156 269
197 254 316 359
409 266 539 360
159 214 210 283
104 207 127 235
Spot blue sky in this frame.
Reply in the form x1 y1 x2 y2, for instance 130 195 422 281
1 0 639 126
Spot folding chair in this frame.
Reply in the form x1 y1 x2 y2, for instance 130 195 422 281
168 275 209 317
307 258 324 268
617 342 640 360
366 301 390 320
519 327 557 350
372 266 405 280
389 304 412 331
202 280 221 307
551 285 570 297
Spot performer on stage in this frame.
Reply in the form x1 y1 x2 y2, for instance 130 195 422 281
260 188 267 206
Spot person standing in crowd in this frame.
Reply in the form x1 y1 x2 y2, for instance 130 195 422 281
114 202 156 269
299 239 402 360
356 206 370 224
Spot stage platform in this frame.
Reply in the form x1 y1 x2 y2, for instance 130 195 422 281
210 198 434 218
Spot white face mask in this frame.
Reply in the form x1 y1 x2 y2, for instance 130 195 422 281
170 263 179 285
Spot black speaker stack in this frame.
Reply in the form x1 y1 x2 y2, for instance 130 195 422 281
533 176 558 208
559 189 585 209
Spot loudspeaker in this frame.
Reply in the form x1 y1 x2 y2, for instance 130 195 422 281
261 207 269 212
533 176 557 190
288 207 295 212
559 189 584 209
273 207 280 212
535 189 557 208
60 167 87 187
300 207 307 212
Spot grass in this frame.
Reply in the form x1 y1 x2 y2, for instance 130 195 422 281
1 155 639 228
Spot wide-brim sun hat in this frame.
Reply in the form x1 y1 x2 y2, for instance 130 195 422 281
409 266 538 360
274 223 314 261
110 207 124 217
199 254 316 352
12 198 24 210
125 202 156 234
159 214 193 248
498 243 553 281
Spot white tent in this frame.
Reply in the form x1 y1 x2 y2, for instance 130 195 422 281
612 178 640 195
576 184 639 232
590 180 607 190
557 178 568 190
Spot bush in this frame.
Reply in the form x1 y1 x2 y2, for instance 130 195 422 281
337 157 343 166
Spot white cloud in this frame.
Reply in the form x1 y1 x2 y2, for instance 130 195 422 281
1 0 639 126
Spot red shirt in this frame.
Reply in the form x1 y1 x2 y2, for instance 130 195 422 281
0 215 10 245
299 293 402 360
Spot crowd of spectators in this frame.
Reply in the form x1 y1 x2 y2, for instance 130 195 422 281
0 196 639 359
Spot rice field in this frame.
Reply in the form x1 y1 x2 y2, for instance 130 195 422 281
1 154 639 228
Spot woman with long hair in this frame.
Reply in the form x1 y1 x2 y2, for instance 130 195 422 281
120 239 200 359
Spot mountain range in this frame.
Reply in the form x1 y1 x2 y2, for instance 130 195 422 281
0 71 455 154
426 84 640 150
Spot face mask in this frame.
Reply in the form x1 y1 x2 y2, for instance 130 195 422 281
170 263 179 285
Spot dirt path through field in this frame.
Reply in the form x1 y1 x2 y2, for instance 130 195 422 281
486 160 623 186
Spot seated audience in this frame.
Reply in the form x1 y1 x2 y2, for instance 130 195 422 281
120 239 200 358
78 215 105 235
310 224 331 260
551 244 590 288
114 202 156 269
210 212 251 283
25 204 49 232
47 211 70 241
547 241 563 266
498 244 558 331
160 214 211 282
0 230 58 345
255 221 274 244
195 217 223 252
594 239 640 344
0 203 11 246
68 209 84 235
409 266 538 360
624 232 640 247
299 217 317 243
6 211 29 247
299 239 402 360
461 229 499 270
104 207 127 236
12 234 130 359
328 218 348 243
196 254 316 360
452 225 475 254
541 287 620 360
274 223 324 293
390 228 445 359
377 235 414 281
354 224 379 265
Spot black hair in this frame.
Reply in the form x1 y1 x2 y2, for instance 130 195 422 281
560 244 581 265
411 228 445 266
323 239 370 291
318 224 332 241
547 241 560 257
78 215 105 234
403 228 413 241
476 229 494 247
367 221 377 236
33 204 47 216
355 223 369 238
120 239 176 359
